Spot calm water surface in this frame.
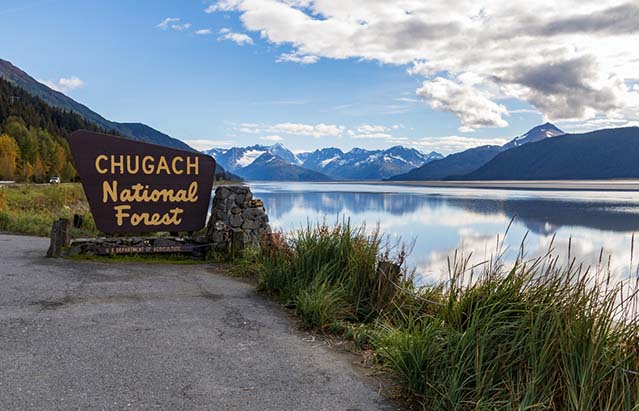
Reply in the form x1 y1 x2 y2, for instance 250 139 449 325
250 181 639 285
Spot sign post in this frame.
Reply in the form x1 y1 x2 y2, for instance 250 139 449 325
67 130 216 235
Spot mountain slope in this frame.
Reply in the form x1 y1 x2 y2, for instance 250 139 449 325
0 58 192 151
390 123 564 181
456 127 639 180
240 153 331 181
389 145 503 181
0 76 115 181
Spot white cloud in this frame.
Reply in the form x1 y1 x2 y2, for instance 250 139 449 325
417 77 509 131
260 135 284 141
195 28 213 35
40 76 86 92
237 122 344 138
218 28 254 45
276 52 319 64
411 135 509 155
235 121 441 144
183 139 234 151
157 17 191 31
157 17 179 29
205 0 639 129
357 124 389 133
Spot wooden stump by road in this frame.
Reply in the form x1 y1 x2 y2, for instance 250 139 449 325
46 218 71 258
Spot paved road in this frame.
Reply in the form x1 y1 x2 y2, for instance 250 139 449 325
0 234 395 410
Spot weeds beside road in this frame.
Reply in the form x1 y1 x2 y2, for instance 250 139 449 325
0 183 97 237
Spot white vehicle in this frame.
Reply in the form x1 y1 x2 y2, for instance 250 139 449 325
49 176 61 184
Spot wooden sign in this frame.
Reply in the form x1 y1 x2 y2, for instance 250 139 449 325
67 130 216 234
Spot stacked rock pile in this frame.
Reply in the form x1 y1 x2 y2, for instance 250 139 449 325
205 185 271 254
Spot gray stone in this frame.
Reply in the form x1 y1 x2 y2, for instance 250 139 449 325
242 207 263 220
229 214 242 228
153 238 180 247
241 219 259 230
234 194 246 206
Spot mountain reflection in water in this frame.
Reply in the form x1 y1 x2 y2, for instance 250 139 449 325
249 182 639 285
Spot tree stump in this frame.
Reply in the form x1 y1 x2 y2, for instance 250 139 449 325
46 218 71 258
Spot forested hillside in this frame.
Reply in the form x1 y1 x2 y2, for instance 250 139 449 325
0 77 110 181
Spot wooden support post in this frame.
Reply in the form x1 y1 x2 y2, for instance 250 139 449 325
46 218 71 258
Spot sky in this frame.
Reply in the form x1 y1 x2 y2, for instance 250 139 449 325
0 0 637 154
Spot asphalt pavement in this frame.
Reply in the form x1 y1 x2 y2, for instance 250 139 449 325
0 234 395 410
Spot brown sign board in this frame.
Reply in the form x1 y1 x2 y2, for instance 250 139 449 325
67 130 216 234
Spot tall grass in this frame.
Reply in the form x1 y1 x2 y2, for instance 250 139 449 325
240 221 639 410
0 183 97 237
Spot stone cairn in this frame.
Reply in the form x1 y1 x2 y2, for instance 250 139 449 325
205 185 271 255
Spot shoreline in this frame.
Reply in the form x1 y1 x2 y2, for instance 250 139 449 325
303 179 639 192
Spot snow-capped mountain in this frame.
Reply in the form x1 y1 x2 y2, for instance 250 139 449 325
303 146 443 180
204 143 300 172
203 143 442 181
501 122 564 150
240 153 330 181
298 147 345 172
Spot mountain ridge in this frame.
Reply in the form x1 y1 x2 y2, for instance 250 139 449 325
453 127 639 180
389 123 565 181
0 58 192 152
207 143 443 180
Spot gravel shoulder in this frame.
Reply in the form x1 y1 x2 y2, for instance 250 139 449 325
0 234 396 410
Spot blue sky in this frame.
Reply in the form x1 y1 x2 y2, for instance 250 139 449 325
1 0 637 154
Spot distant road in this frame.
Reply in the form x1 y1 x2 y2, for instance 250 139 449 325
0 235 395 410
361 180 639 192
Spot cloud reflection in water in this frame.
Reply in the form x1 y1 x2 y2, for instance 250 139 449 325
250 182 639 286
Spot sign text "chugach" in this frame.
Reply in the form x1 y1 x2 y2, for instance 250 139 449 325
67 130 216 234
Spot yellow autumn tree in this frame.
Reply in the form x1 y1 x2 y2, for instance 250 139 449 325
0 134 21 180
32 155 46 182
